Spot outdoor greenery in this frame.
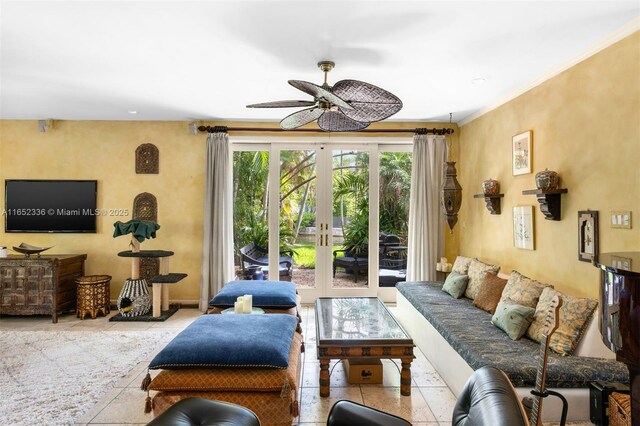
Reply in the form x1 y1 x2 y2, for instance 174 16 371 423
232 149 412 265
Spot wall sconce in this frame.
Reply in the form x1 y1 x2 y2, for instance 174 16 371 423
38 119 53 133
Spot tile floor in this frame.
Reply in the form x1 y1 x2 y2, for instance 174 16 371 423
2 306 593 426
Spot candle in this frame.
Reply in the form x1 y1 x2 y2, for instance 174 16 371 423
440 257 448 264
243 294 253 313
436 262 442 272
444 263 453 272
234 301 242 314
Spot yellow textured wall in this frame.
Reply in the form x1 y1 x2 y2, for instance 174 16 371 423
0 120 206 301
458 31 640 298
0 120 458 301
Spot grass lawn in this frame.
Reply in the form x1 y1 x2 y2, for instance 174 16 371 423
293 242 342 268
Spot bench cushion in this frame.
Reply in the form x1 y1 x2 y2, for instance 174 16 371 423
149 314 297 369
209 280 297 309
397 281 628 388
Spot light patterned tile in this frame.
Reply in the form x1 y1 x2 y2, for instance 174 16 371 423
361 386 437 423
90 388 156 424
419 386 457 423
298 387 364 423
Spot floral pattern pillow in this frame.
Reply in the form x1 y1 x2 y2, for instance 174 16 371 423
526 287 598 356
464 259 500 300
500 270 552 308
451 256 475 275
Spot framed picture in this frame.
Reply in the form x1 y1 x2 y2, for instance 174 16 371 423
512 130 532 175
578 210 598 262
513 206 534 250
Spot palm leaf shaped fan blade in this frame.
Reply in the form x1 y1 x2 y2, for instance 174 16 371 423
318 111 369 132
280 107 324 130
246 61 402 131
288 80 353 110
247 100 316 108
332 80 403 122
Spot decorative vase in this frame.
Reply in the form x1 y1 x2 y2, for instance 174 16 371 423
482 179 500 195
117 278 151 317
535 169 560 191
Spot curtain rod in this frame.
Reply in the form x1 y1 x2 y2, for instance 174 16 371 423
197 125 454 135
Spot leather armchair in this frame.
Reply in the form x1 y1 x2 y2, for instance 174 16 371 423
327 400 412 426
452 366 529 426
146 397 260 426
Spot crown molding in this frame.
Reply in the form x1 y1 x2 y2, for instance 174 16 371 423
459 19 640 127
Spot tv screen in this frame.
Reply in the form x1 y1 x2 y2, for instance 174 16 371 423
5 180 97 233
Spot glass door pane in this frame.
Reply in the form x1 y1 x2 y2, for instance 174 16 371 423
280 149 318 290
331 149 370 289
232 150 269 280
378 150 412 289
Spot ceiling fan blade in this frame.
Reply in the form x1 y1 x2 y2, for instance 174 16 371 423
288 80 354 111
332 80 402 122
246 100 316 108
317 111 370 132
280 107 324 130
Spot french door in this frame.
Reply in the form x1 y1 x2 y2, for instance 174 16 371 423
232 138 411 304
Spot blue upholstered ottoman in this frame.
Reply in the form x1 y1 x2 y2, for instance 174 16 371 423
145 314 303 426
207 280 303 338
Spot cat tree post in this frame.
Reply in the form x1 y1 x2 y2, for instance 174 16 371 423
131 239 140 280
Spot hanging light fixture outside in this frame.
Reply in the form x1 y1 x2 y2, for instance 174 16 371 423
441 113 462 232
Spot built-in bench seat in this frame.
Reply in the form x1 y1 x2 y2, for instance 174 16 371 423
395 281 628 422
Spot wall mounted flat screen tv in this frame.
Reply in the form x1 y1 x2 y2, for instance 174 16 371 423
5 180 97 233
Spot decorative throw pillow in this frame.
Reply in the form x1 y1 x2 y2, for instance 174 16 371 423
451 256 475 275
491 299 536 340
464 259 500 300
526 287 598 356
472 272 508 314
442 271 469 299
500 270 552 308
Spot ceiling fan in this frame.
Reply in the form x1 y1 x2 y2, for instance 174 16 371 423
247 61 403 132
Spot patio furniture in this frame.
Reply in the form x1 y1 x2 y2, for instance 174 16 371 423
379 246 407 287
240 242 293 281
332 247 369 283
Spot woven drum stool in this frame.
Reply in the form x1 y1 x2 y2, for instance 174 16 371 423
76 275 112 319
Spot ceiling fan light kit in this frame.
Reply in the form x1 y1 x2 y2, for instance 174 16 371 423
247 61 402 132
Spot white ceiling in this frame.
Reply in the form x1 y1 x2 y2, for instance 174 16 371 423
1 1 638 124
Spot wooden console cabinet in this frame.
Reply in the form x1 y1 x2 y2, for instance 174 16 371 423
0 254 87 323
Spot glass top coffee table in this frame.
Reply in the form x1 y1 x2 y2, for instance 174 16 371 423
315 297 415 397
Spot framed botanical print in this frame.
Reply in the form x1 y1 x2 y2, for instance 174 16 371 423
578 210 598 262
512 130 532 175
514 206 534 250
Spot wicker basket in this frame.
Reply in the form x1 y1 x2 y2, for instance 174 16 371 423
76 275 112 319
609 392 631 426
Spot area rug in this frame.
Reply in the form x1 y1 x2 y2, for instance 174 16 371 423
0 328 175 426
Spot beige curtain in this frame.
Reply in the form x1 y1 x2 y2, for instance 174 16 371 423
200 130 234 311
406 133 446 282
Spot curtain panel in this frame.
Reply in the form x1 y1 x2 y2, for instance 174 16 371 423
406 134 446 282
200 131 234 311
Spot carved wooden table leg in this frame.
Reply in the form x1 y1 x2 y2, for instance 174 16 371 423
401 357 413 396
320 359 331 397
